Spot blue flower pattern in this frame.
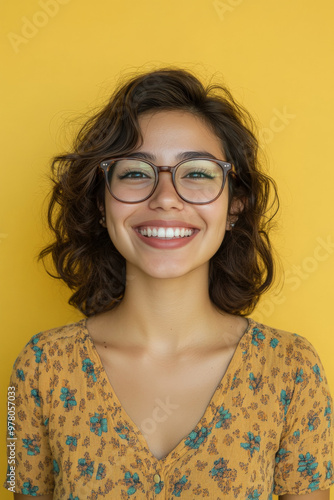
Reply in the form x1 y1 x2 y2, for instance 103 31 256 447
89 413 108 436
297 452 320 491
240 432 261 457
215 404 232 428
22 480 39 495
280 389 292 415
185 426 212 449
82 358 97 382
77 458 94 479
124 471 141 495
66 435 78 447
96 463 106 480
295 368 304 383
172 475 188 497
251 328 266 346
31 388 41 407
114 424 130 440
324 397 332 428
247 489 261 499
22 438 40 456
60 387 77 409
270 338 279 349
16 369 25 381
313 364 323 383
275 448 292 463
5 319 333 498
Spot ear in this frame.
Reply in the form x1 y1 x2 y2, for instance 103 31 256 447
226 197 245 230
97 200 105 216
97 201 107 227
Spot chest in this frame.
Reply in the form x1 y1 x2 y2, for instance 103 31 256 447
95 344 237 460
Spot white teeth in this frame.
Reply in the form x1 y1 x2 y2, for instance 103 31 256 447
138 227 195 239
165 228 174 238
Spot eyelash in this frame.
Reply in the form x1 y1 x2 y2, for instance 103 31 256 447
183 169 214 179
118 169 152 179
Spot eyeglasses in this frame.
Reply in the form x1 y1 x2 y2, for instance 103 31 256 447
99 157 233 204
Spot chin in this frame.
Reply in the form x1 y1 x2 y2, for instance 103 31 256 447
145 267 190 280
128 258 191 280
144 260 207 281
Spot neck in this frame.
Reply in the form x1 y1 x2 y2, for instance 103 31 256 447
105 263 235 355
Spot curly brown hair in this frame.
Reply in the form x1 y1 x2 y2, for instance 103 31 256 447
39 67 279 317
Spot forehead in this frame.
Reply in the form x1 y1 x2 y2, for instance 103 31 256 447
136 110 225 159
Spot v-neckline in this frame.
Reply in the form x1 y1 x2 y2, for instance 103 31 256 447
81 317 254 466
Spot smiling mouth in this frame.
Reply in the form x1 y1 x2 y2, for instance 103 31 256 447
136 227 197 239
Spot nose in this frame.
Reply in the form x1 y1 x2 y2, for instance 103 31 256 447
148 171 184 210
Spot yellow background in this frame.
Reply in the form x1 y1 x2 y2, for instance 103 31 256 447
1 1 334 497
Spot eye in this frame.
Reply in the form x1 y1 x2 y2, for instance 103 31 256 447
118 169 152 179
183 169 215 179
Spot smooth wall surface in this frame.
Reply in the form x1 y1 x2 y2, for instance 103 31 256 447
1 1 333 497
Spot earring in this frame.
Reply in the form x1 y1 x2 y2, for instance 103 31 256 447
99 215 106 226
230 222 235 228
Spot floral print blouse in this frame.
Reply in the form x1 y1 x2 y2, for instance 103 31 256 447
3 318 334 499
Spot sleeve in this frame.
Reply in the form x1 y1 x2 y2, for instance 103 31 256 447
273 335 334 496
3 334 55 496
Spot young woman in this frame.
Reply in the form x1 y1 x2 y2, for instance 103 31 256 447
5 69 333 499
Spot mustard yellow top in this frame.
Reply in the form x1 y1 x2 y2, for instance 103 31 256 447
3 318 334 499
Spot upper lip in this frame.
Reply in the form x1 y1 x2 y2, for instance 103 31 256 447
133 219 200 229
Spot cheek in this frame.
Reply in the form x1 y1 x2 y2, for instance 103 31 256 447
104 200 123 240
105 200 135 250
201 196 229 232
105 220 129 260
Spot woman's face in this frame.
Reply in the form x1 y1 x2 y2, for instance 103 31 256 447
103 110 234 280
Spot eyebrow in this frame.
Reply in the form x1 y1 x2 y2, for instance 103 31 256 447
125 151 221 162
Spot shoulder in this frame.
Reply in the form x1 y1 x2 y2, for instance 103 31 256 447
246 320 332 411
247 318 325 368
31 318 87 343
12 319 88 371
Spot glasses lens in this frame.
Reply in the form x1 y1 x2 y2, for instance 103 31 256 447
108 159 155 202
175 160 223 203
